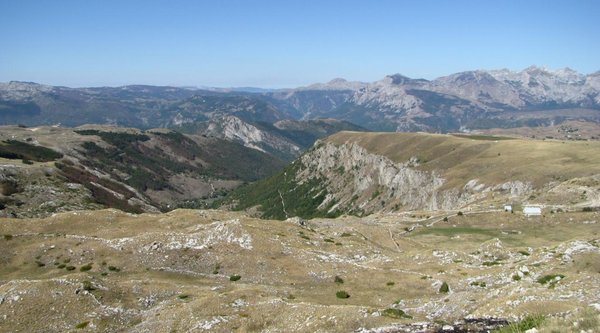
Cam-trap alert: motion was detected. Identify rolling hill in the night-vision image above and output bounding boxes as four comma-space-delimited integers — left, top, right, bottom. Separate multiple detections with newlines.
222, 131, 600, 219
0, 125, 284, 217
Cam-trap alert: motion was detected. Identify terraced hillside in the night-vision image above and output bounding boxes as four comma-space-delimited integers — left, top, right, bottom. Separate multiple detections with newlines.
0, 209, 598, 332
224, 131, 600, 219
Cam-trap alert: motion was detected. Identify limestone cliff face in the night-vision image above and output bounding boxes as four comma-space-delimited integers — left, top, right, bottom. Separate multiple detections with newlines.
225, 131, 600, 219
296, 141, 464, 214
294, 141, 536, 215
204, 116, 301, 159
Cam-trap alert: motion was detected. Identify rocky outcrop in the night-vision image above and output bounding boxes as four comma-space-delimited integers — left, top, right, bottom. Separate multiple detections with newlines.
203, 116, 301, 159
292, 140, 539, 215
293, 141, 500, 215
225, 131, 600, 219
270, 66, 600, 132
298, 141, 456, 213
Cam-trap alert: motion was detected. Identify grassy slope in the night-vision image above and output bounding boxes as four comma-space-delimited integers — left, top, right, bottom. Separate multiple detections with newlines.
327, 131, 600, 189
76, 129, 285, 184
483, 120, 600, 141
0, 126, 286, 215
221, 160, 340, 220
224, 131, 600, 219
69, 129, 286, 211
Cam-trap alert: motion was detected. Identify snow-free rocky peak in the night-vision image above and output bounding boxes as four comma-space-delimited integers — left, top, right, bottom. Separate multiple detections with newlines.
301, 78, 368, 91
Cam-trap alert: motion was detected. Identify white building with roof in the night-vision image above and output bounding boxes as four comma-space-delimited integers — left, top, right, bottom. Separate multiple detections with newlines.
523, 205, 542, 216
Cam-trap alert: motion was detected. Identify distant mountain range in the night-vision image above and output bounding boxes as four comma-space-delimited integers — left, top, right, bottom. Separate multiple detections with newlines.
1, 66, 599, 133
273, 66, 600, 131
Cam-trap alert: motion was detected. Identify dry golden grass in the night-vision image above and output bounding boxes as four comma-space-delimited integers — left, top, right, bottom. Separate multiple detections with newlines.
1, 208, 599, 332
483, 120, 600, 141
327, 131, 600, 189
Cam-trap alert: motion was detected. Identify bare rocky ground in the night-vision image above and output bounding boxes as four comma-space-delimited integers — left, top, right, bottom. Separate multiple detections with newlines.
1, 208, 599, 332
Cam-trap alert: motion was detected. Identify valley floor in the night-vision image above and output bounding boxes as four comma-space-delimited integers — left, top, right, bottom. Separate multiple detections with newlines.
0, 208, 599, 332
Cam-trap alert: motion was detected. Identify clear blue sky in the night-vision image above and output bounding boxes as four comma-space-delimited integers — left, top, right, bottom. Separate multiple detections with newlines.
1, 0, 598, 88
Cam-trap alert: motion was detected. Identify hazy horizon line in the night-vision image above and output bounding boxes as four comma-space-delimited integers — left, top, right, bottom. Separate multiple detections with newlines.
2, 65, 599, 90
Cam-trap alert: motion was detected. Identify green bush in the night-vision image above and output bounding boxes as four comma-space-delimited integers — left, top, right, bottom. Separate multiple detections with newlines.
75, 321, 90, 329
66, 265, 76, 271
439, 282, 450, 293
230, 274, 241, 281
537, 274, 565, 287
108, 266, 120, 272
482, 260, 502, 266
336, 291, 350, 299
537, 274, 564, 284
470, 281, 486, 288
4, 234, 13, 241
493, 314, 545, 333
82, 280, 95, 291
386, 281, 395, 286
0, 140, 63, 162
371, 189, 381, 200
381, 308, 412, 319
80, 264, 93, 272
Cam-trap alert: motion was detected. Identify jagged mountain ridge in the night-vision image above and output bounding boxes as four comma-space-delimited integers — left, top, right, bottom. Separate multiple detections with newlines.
1, 66, 599, 133
271, 66, 600, 132
223, 131, 600, 219
429, 66, 599, 109
0, 81, 366, 158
